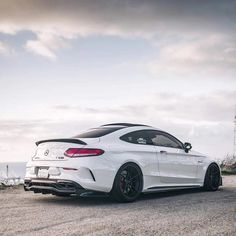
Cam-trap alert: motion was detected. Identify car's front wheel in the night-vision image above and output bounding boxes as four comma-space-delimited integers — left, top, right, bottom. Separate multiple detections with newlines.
203, 163, 221, 191
111, 162, 143, 202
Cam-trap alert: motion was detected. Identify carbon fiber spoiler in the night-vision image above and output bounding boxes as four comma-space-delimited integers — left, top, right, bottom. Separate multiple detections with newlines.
36, 139, 87, 146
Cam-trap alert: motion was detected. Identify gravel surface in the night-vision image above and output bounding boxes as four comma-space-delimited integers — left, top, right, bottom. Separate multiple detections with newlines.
0, 176, 236, 236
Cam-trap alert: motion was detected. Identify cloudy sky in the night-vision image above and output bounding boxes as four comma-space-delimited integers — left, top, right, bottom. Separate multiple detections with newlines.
0, 0, 236, 162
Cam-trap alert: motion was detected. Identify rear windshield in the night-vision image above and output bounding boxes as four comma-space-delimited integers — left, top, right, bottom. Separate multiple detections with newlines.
73, 127, 124, 138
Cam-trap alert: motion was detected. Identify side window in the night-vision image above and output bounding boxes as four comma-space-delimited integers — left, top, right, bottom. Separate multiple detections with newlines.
148, 131, 183, 149
120, 130, 153, 145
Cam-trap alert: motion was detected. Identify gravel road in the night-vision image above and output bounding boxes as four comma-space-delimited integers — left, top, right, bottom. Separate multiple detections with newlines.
0, 176, 236, 236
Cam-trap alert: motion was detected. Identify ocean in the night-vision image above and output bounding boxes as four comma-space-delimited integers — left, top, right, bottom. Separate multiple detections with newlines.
0, 162, 27, 179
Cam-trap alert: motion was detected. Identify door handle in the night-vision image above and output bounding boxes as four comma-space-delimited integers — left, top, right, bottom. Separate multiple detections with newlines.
160, 150, 167, 154
198, 160, 203, 163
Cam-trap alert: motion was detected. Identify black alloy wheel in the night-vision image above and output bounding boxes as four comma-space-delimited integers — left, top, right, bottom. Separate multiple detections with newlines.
204, 164, 221, 191
111, 162, 143, 202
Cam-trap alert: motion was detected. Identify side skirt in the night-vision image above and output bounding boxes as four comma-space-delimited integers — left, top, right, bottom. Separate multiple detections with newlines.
143, 185, 202, 193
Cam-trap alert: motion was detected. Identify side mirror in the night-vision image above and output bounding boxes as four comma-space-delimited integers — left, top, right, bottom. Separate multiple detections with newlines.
184, 142, 192, 153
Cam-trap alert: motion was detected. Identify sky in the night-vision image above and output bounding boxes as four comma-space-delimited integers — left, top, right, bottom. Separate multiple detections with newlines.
0, 0, 236, 162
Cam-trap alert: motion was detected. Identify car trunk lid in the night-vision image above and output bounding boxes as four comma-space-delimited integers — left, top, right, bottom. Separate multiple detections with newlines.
33, 139, 87, 161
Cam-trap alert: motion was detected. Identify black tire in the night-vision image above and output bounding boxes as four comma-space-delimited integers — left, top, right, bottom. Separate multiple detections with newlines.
203, 163, 221, 191
55, 193, 71, 197
111, 162, 143, 203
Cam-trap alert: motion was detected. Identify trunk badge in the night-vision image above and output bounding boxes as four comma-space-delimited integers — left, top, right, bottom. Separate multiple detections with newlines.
44, 149, 49, 156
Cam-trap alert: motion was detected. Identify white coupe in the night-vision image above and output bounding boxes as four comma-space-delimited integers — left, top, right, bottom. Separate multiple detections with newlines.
24, 123, 222, 202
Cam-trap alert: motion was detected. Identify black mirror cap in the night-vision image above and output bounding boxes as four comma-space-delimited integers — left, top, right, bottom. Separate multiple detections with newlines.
184, 142, 192, 153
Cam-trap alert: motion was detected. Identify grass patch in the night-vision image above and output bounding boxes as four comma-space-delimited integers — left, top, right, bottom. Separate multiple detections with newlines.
221, 170, 236, 175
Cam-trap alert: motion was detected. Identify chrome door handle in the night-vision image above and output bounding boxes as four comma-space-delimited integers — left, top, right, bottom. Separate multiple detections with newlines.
198, 160, 203, 163
160, 150, 167, 154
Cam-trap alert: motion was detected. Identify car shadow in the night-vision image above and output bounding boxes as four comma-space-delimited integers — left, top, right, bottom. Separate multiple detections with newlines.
139, 188, 202, 200
31, 187, 211, 207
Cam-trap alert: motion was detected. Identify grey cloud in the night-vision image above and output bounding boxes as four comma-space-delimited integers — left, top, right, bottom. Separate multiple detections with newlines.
53, 104, 149, 116
0, 0, 235, 36
0, 120, 54, 139
0, 119, 93, 140
149, 35, 236, 78
153, 90, 236, 123
0, 0, 236, 60
53, 90, 236, 123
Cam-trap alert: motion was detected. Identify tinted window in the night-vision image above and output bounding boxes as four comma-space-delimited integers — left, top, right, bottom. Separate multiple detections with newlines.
74, 127, 123, 138
120, 129, 183, 148
120, 130, 153, 145
148, 131, 183, 149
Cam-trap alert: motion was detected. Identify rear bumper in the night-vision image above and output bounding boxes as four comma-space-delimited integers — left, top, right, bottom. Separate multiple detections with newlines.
25, 158, 117, 193
24, 178, 86, 195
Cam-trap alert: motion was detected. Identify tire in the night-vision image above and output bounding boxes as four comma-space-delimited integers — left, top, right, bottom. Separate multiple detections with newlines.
55, 193, 71, 197
111, 162, 143, 203
203, 163, 221, 191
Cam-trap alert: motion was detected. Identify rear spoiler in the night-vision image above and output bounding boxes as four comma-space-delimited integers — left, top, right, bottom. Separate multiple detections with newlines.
36, 139, 87, 146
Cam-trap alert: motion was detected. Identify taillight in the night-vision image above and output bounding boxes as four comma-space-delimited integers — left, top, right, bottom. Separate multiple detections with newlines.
64, 148, 104, 158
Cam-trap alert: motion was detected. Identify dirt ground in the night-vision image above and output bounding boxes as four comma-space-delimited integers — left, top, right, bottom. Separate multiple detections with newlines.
0, 176, 236, 236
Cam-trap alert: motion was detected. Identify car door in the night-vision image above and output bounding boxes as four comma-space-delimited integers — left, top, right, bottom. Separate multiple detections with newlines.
119, 130, 159, 188
148, 130, 199, 185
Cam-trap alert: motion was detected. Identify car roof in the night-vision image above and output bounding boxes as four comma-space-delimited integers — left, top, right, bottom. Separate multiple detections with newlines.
100, 123, 163, 135
98, 123, 165, 141
101, 123, 151, 127
75, 123, 166, 140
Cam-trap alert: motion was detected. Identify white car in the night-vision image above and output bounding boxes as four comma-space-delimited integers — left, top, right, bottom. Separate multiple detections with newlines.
24, 123, 222, 202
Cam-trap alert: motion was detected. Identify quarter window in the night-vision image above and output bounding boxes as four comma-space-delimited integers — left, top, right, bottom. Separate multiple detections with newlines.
120, 130, 153, 145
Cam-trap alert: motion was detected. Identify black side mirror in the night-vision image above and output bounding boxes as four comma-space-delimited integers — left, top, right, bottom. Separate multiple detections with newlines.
184, 142, 192, 153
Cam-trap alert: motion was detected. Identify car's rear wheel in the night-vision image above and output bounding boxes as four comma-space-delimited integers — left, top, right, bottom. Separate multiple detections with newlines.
203, 163, 221, 191
111, 162, 143, 202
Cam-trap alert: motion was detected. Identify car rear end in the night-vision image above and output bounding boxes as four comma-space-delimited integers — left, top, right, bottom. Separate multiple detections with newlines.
24, 137, 114, 196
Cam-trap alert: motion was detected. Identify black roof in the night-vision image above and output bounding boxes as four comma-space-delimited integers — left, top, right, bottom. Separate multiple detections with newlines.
101, 123, 150, 127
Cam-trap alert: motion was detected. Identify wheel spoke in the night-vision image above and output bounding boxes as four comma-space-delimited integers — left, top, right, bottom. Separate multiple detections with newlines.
130, 184, 138, 193
129, 174, 140, 181
119, 166, 141, 198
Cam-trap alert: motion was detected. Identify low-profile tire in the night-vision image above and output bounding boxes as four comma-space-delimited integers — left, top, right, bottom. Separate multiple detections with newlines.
111, 162, 143, 203
203, 163, 221, 191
